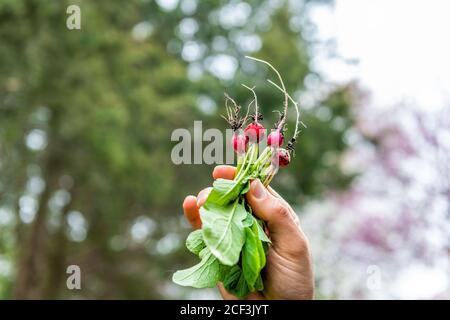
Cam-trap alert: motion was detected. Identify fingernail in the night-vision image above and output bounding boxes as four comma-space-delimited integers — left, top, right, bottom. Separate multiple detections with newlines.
197, 195, 206, 207
251, 180, 266, 199
197, 188, 212, 207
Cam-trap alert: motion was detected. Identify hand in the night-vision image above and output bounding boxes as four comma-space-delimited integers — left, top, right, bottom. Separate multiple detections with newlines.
182, 165, 314, 300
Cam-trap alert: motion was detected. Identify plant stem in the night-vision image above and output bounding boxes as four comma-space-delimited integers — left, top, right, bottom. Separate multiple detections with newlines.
245, 56, 289, 129
261, 165, 278, 186
242, 84, 259, 123
255, 147, 272, 174
235, 143, 258, 182
236, 153, 245, 174
235, 145, 251, 179
267, 79, 306, 141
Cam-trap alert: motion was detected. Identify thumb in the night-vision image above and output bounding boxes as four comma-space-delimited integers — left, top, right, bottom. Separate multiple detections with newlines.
245, 179, 303, 245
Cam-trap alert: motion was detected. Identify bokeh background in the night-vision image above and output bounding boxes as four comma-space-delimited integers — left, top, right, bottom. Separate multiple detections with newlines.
0, 0, 448, 299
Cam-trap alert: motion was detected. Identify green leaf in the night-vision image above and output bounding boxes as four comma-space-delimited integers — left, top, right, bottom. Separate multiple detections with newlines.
185, 229, 205, 256
240, 180, 250, 195
172, 248, 220, 288
242, 221, 267, 291
206, 178, 244, 206
234, 271, 250, 299
199, 247, 209, 259
242, 226, 261, 290
222, 265, 241, 289
242, 212, 253, 228
255, 217, 271, 243
222, 265, 250, 299
262, 241, 269, 254
200, 199, 247, 265
219, 263, 232, 282
253, 222, 266, 271
255, 274, 264, 291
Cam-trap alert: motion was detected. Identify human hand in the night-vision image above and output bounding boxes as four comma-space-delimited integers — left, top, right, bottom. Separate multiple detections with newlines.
182, 165, 314, 300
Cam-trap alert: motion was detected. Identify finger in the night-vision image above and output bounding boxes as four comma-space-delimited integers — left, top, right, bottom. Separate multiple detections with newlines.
267, 186, 301, 227
246, 179, 304, 245
213, 165, 236, 180
183, 195, 201, 229
197, 187, 212, 208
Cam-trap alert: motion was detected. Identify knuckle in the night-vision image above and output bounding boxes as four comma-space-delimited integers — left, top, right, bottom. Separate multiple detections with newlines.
272, 198, 291, 220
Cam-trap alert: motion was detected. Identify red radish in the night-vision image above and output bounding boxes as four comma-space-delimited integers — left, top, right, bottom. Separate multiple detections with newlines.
272, 148, 290, 167
244, 122, 265, 143
232, 133, 248, 154
267, 129, 284, 147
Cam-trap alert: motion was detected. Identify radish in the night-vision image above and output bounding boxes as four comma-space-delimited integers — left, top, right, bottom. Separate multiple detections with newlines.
244, 122, 265, 143
232, 133, 248, 154
267, 129, 284, 147
273, 148, 291, 167
246, 56, 306, 156
241, 84, 265, 144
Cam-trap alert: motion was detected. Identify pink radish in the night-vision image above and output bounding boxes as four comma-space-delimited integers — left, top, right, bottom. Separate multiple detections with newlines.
232, 133, 248, 154
244, 122, 265, 143
273, 148, 290, 167
267, 129, 284, 147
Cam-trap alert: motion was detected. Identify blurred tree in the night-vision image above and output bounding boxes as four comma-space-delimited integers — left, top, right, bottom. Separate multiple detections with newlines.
0, 0, 355, 298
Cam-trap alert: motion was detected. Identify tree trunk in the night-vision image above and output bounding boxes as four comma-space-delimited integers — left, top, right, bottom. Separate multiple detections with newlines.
13, 185, 51, 299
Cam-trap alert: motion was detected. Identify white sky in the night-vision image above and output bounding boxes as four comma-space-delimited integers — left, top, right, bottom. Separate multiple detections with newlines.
311, 0, 450, 298
310, 0, 450, 111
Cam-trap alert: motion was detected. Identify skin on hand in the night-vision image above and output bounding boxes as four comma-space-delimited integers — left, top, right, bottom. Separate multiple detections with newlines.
182, 165, 315, 300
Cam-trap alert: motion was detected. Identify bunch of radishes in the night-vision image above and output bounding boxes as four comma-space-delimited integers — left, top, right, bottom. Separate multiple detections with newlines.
229, 56, 302, 186
173, 56, 302, 298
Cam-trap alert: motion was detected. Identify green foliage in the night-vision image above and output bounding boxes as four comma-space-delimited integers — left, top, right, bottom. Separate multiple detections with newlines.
172, 247, 221, 288
200, 199, 247, 266
222, 265, 250, 299
206, 179, 245, 207
255, 217, 271, 243
175, 143, 272, 297
242, 222, 266, 290
185, 230, 206, 256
